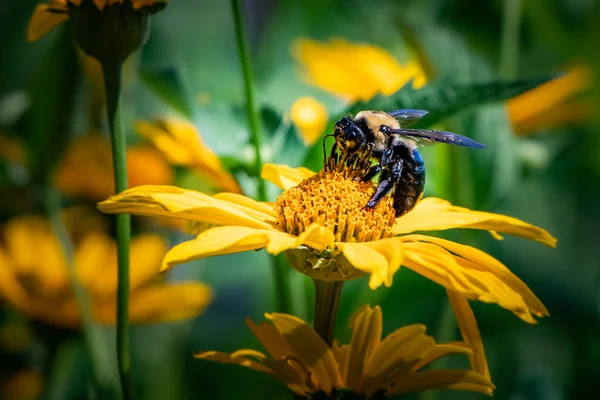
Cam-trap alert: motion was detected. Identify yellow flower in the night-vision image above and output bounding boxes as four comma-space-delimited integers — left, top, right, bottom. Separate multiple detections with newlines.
135, 118, 242, 194
0, 216, 211, 328
196, 305, 494, 398
55, 132, 173, 200
290, 96, 329, 146
292, 38, 427, 102
507, 66, 592, 135
98, 162, 555, 323
27, 0, 169, 42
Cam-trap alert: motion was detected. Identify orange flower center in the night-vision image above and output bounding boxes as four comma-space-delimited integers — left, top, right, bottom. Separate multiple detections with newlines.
274, 167, 396, 243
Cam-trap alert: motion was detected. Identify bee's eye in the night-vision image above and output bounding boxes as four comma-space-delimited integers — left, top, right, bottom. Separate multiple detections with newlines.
380, 125, 389, 133
347, 130, 357, 140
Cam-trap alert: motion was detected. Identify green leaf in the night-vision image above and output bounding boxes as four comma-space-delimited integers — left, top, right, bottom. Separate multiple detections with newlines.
138, 66, 195, 119
301, 75, 552, 173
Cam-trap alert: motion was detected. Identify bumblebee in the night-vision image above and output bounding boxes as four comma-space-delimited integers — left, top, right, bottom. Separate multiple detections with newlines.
326, 109, 486, 217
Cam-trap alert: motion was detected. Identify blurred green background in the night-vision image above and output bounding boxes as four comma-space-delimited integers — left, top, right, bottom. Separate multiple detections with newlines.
1, 0, 599, 399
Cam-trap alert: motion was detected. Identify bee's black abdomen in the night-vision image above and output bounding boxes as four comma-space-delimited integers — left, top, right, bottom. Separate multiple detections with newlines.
392, 148, 425, 217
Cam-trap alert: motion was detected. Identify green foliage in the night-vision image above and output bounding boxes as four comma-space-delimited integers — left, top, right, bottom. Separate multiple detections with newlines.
24, 27, 80, 185
138, 66, 195, 119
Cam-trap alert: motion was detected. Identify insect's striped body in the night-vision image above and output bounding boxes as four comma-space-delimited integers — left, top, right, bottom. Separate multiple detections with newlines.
329, 109, 485, 217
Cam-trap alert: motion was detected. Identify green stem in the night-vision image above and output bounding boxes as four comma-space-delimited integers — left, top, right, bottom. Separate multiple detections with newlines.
44, 188, 118, 399
312, 280, 344, 346
273, 254, 294, 314
230, 0, 292, 314
101, 60, 132, 400
500, 0, 523, 79
230, 0, 267, 200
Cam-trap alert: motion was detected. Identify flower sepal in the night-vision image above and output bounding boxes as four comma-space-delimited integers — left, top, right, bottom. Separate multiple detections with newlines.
285, 246, 366, 283
70, 0, 150, 64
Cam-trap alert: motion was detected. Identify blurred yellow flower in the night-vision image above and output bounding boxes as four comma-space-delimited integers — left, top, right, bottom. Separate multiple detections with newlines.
507, 66, 592, 135
135, 118, 241, 194
27, 0, 169, 42
0, 216, 211, 328
98, 163, 555, 324
55, 132, 173, 200
292, 38, 427, 102
0, 134, 27, 166
196, 305, 494, 398
290, 96, 329, 145
1, 369, 43, 400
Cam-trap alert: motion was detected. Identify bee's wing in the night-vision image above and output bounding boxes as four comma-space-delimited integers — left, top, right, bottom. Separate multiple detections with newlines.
388, 109, 428, 127
390, 128, 487, 148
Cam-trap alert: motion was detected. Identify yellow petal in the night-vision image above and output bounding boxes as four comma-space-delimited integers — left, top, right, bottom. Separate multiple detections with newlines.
410, 342, 473, 373
55, 133, 114, 200
292, 38, 426, 102
402, 241, 480, 293
292, 38, 374, 102
27, 4, 69, 42
386, 370, 494, 396
394, 198, 557, 248
4, 217, 69, 297
246, 318, 292, 361
338, 237, 404, 289
447, 290, 490, 381
194, 350, 274, 375
162, 223, 334, 272
75, 233, 166, 300
246, 318, 312, 396
0, 249, 32, 311
136, 119, 241, 193
261, 163, 315, 191
161, 226, 274, 271
266, 313, 342, 394
402, 241, 543, 322
74, 233, 116, 298
127, 282, 211, 323
407, 234, 548, 320
290, 96, 329, 145
363, 324, 430, 396
128, 234, 167, 291
213, 192, 276, 219
127, 146, 173, 188
340, 305, 382, 392
98, 185, 274, 229
508, 66, 590, 134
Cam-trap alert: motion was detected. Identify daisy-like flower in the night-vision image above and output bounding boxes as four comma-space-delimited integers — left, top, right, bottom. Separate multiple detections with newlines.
196, 304, 495, 398
0, 216, 211, 328
27, 0, 168, 42
292, 38, 427, 103
28, 0, 168, 63
98, 161, 555, 322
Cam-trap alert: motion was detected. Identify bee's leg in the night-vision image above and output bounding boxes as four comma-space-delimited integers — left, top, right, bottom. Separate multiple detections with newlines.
359, 164, 381, 182
365, 151, 403, 209
326, 142, 339, 170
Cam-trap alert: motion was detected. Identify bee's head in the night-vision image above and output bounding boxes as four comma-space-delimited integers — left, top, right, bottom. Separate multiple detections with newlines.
334, 117, 364, 151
